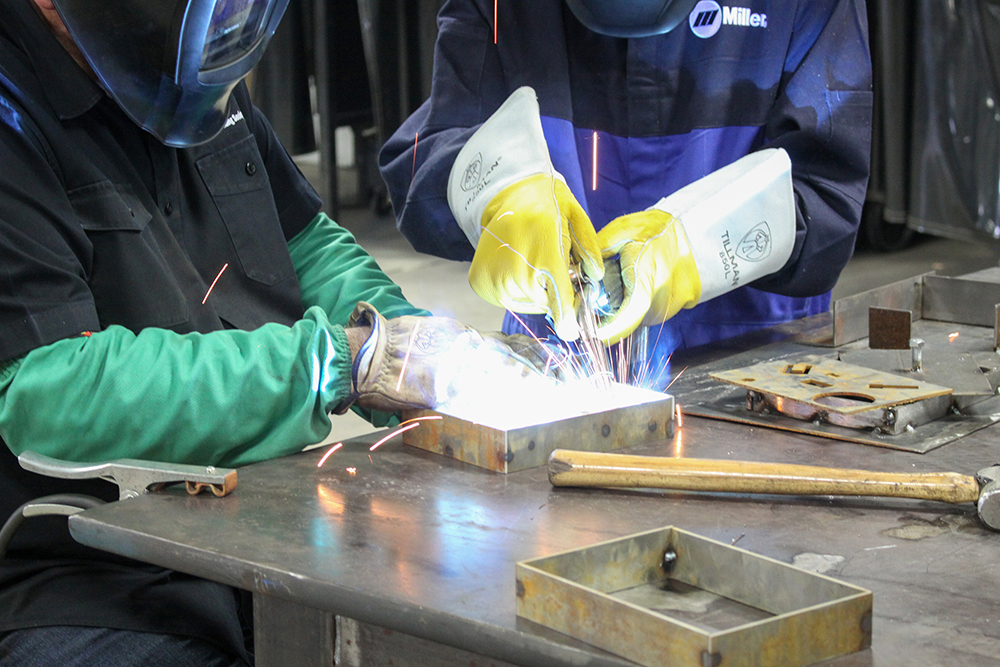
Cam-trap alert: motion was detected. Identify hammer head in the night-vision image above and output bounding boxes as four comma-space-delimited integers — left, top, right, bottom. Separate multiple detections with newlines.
976, 465, 1000, 531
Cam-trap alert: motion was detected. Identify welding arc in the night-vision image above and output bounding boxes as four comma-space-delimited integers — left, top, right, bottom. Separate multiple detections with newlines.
547, 450, 981, 504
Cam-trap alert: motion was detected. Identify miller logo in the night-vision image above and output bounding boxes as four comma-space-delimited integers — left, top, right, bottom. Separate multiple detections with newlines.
460, 153, 483, 191
737, 222, 772, 262
689, 1, 768, 39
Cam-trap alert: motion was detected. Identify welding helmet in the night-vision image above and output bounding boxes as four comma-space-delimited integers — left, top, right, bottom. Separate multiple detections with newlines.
51, 0, 288, 147
564, 0, 699, 37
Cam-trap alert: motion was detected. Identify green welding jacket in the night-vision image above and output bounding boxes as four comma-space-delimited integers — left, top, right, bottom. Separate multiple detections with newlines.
0, 212, 426, 468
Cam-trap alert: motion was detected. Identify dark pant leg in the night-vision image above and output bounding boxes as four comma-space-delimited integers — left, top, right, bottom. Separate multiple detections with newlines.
0, 626, 251, 667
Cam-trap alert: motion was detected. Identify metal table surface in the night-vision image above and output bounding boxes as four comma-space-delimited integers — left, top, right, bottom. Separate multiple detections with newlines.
68, 321, 1000, 667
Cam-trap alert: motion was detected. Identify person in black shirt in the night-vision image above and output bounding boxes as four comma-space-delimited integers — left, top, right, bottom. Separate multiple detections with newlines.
0, 0, 553, 664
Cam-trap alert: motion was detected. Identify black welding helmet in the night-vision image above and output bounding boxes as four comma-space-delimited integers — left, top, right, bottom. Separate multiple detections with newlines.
564, 0, 699, 37
51, 0, 288, 146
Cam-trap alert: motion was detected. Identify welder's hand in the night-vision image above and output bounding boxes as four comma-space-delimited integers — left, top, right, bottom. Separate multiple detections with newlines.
447, 87, 603, 341
595, 209, 701, 345
469, 174, 603, 341
343, 302, 559, 413
595, 150, 800, 345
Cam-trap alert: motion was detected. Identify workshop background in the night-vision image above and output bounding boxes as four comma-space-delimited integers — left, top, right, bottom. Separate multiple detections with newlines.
249, 0, 1000, 440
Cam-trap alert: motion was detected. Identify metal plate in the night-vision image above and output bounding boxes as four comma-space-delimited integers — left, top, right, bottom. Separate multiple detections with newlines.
402, 387, 675, 473
673, 320, 1000, 453
516, 526, 872, 667
868, 307, 912, 349
831, 274, 927, 346
838, 349, 995, 398
923, 275, 1000, 326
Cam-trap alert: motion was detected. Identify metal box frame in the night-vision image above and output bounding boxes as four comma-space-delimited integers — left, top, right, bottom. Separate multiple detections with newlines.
402, 392, 675, 474
516, 527, 872, 667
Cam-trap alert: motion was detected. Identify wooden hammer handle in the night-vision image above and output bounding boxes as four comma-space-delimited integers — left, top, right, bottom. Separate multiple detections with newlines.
548, 450, 981, 504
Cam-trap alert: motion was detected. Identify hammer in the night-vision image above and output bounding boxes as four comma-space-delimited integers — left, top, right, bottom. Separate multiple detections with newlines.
547, 449, 1000, 530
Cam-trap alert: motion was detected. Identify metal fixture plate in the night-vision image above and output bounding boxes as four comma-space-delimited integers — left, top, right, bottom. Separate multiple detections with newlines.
710, 356, 953, 435
711, 357, 952, 415
673, 319, 1000, 453
516, 526, 872, 667
402, 388, 675, 473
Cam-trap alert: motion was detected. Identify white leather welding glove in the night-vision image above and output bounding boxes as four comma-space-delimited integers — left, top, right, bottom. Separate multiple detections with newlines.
596, 149, 796, 344
342, 302, 560, 413
447, 86, 603, 341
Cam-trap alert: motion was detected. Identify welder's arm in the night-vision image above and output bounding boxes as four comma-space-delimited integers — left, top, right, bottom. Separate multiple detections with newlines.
597, 150, 796, 344
0, 308, 356, 468
288, 212, 429, 322
444, 87, 602, 341
749, 0, 872, 296
287, 211, 430, 427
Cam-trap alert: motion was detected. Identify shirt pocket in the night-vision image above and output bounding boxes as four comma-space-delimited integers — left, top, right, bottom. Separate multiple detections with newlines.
196, 135, 296, 286
70, 182, 190, 330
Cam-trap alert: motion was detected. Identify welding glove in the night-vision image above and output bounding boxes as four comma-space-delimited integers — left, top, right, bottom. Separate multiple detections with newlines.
342, 302, 559, 413
596, 149, 797, 344
447, 86, 603, 341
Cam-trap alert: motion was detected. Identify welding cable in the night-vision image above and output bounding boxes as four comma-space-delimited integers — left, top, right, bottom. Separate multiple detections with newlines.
0, 494, 106, 561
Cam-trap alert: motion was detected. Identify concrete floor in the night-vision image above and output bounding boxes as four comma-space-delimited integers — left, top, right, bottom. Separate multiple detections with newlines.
301, 159, 1000, 441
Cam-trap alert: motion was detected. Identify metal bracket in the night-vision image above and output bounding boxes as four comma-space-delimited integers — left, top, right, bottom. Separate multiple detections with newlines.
18, 451, 237, 500
831, 269, 1000, 347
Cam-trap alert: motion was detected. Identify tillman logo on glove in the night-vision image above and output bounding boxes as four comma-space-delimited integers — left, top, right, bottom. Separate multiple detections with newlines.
736, 221, 772, 262
461, 153, 483, 191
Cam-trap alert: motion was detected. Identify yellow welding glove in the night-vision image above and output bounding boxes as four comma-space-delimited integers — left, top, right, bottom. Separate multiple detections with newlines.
596, 210, 701, 345
469, 174, 602, 341
596, 149, 799, 345
448, 86, 602, 341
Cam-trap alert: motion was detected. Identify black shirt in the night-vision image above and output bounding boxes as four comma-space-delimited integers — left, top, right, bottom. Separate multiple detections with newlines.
0, 0, 322, 657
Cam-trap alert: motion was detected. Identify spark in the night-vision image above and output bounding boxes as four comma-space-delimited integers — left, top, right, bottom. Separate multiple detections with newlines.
591, 131, 598, 190
731, 533, 745, 546
949, 332, 960, 341
202, 263, 229, 304
664, 365, 689, 391
316, 442, 343, 467
368, 455, 373, 464
396, 321, 421, 392
399, 415, 443, 426
411, 131, 419, 180
369, 421, 421, 451
346, 467, 357, 475
497, 211, 514, 221
675, 403, 683, 428
494, 0, 498, 43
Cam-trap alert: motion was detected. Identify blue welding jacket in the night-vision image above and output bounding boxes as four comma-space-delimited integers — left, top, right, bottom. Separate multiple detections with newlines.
379, 0, 872, 376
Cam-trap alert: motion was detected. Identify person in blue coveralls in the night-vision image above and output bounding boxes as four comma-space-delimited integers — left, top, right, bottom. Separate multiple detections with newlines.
379, 0, 873, 385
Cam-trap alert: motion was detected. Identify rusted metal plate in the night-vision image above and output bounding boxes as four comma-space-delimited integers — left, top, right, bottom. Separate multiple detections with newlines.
831, 274, 927, 346
709, 356, 954, 435
516, 526, 872, 667
402, 386, 675, 473
868, 307, 911, 349
710, 357, 951, 414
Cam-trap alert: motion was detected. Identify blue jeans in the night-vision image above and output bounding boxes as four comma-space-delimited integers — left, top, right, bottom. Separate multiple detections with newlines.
0, 626, 251, 667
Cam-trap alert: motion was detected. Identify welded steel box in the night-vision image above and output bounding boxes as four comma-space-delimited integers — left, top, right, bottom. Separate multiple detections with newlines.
516, 527, 872, 667
402, 385, 674, 473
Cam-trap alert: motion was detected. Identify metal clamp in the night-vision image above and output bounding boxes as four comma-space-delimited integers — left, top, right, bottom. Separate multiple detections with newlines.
18, 451, 237, 500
